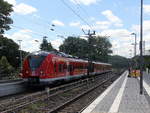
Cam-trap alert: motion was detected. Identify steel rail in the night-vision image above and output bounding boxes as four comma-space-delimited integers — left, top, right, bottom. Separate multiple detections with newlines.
0, 72, 110, 113
48, 74, 118, 113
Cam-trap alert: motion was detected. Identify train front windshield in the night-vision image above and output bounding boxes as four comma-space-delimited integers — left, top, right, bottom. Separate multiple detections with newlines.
28, 55, 46, 70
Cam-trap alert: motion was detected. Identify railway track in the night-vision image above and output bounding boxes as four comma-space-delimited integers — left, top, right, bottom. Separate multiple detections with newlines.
0, 71, 119, 113
0, 71, 121, 113
46, 73, 118, 113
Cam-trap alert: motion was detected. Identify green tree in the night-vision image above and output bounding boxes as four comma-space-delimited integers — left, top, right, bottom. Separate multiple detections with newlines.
0, 35, 28, 68
0, 0, 13, 34
40, 36, 54, 51
90, 36, 112, 62
108, 55, 129, 69
59, 36, 112, 62
59, 36, 89, 59
0, 56, 14, 79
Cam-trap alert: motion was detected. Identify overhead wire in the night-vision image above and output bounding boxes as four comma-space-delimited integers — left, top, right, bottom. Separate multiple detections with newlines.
13, 16, 52, 34
73, 0, 91, 20
10, 25, 47, 37
10, 0, 93, 39
60, 0, 94, 31
73, 0, 97, 35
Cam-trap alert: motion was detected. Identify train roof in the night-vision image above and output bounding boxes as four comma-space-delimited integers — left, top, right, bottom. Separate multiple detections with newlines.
29, 51, 79, 58
29, 51, 111, 66
93, 61, 112, 66
28, 51, 50, 56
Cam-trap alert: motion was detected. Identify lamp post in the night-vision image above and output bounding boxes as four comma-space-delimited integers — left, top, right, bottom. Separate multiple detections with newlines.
18, 40, 22, 70
131, 33, 137, 57
140, 0, 143, 95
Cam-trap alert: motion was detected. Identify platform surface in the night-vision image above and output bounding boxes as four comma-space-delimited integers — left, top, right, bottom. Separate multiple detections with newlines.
82, 71, 150, 113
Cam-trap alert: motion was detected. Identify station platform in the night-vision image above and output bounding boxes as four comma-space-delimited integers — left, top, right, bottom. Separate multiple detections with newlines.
82, 71, 150, 113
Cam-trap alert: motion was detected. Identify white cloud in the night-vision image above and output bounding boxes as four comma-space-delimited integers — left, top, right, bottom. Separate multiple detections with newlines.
4, 29, 64, 52
102, 10, 123, 27
20, 29, 33, 33
80, 25, 91, 30
52, 20, 65, 26
102, 10, 122, 23
144, 4, 150, 15
69, 21, 80, 27
89, 17, 96, 21
132, 20, 150, 34
51, 39, 63, 50
4, 0, 16, 5
131, 24, 139, 32
114, 23, 123, 27
131, 20, 150, 51
4, 29, 40, 52
111, 40, 120, 55
4, 0, 37, 15
111, 40, 133, 57
14, 3, 37, 15
80, 21, 111, 30
99, 28, 134, 57
104, 19, 150, 57
70, 0, 99, 5
95, 21, 111, 29
101, 29, 131, 40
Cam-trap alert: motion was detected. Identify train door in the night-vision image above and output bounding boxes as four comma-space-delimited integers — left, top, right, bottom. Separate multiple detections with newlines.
69, 64, 73, 75
54, 61, 57, 76
89, 62, 94, 73
91, 63, 94, 72
66, 61, 69, 76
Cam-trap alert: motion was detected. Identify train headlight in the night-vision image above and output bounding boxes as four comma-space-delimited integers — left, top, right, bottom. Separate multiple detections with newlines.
26, 71, 29, 74
40, 71, 43, 74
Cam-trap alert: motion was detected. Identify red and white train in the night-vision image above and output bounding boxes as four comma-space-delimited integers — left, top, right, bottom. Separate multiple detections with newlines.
21, 51, 112, 85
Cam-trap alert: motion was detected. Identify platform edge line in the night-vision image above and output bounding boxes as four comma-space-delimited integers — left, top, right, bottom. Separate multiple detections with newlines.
81, 71, 127, 113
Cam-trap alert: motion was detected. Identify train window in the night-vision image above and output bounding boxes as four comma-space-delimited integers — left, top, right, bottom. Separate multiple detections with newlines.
72, 65, 74, 71
67, 65, 69, 72
61, 64, 64, 72
63, 64, 66, 70
68, 65, 73, 72
28, 55, 46, 70
54, 63, 56, 72
59, 64, 61, 72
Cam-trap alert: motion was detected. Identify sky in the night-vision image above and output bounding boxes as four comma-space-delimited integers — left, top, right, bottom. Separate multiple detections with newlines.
3, 0, 150, 58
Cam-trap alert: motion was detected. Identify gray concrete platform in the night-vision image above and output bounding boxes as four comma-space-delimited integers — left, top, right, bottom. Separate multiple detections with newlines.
82, 71, 150, 113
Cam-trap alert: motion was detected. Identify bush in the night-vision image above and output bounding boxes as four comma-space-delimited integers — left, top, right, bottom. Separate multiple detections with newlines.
0, 56, 15, 79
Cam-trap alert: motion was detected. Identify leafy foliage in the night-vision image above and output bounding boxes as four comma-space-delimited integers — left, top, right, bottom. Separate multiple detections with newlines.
40, 36, 54, 51
134, 55, 150, 70
89, 36, 112, 62
0, 56, 14, 78
0, 35, 28, 68
108, 55, 129, 69
0, 0, 13, 34
143, 56, 150, 69
59, 36, 112, 62
59, 36, 88, 58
